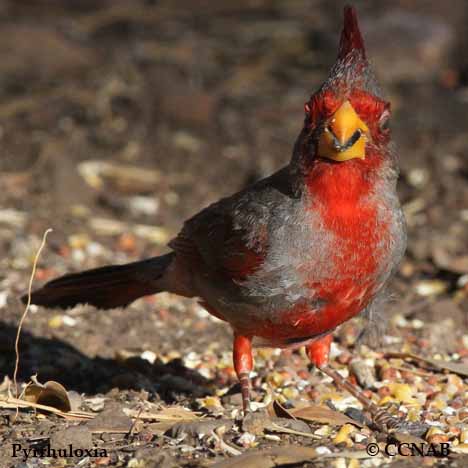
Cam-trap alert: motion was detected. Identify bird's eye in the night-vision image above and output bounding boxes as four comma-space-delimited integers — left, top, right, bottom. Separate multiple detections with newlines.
379, 110, 390, 132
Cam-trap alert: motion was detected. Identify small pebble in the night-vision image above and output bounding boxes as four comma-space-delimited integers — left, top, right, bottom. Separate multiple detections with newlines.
427, 433, 449, 444
236, 432, 256, 448
425, 426, 444, 441
415, 279, 448, 297
388, 383, 416, 404
333, 424, 354, 447
48, 315, 63, 329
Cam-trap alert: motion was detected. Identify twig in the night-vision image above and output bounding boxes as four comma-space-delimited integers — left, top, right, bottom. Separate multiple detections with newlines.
13, 229, 52, 420
389, 365, 434, 378
212, 427, 242, 456
0, 395, 93, 420
126, 407, 143, 441
123, 407, 200, 421
266, 422, 321, 439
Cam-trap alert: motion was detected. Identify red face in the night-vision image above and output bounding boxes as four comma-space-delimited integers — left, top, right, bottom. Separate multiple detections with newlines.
305, 89, 391, 151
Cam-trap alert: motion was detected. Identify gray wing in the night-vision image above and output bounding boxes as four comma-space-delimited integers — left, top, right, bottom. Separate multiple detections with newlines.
168, 166, 296, 281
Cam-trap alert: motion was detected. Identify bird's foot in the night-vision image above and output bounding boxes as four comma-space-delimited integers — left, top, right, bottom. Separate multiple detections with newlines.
370, 406, 428, 438
318, 365, 428, 437
306, 337, 427, 437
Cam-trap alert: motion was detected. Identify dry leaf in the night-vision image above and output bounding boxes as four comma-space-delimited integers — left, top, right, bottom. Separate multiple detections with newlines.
424, 358, 468, 377
211, 446, 318, 468
267, 400, 296, 420
24, 380, 71, 412
386, 352, 468, 377
123, 405, 200, 421
264, 421, 319, 439
290, 405, 364, 428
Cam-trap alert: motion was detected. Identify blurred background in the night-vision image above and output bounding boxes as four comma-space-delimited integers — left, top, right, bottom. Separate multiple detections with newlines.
0, 0, 467, 399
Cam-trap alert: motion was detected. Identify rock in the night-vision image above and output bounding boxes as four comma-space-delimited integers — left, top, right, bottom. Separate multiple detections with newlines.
86, 403, 133, 432
49, 425, 93, 453
166, 419, 233, 440
349, 360, 377, 389
242, 411, 270, 435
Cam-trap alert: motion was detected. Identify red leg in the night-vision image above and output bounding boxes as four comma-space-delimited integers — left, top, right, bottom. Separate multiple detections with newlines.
307, 334, 370, 404
306, 334, 333, 367
233, 334, 253, 414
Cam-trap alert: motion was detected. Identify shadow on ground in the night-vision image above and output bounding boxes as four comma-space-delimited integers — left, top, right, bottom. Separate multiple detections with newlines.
0, 322, 211, 400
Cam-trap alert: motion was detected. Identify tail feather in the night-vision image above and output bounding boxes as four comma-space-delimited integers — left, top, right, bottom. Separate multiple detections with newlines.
23, 253, 174, 310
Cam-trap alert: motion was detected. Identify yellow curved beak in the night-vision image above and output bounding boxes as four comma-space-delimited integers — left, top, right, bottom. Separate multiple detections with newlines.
317, 100, 369, 161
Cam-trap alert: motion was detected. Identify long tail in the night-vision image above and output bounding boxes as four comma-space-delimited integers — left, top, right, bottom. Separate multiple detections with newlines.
23, 253, 174, 310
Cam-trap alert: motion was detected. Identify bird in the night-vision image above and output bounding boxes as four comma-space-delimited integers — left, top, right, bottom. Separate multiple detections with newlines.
24, 6, 406, 414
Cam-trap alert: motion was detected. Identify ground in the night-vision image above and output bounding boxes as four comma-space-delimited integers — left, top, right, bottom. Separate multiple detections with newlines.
0, 1, 468, 467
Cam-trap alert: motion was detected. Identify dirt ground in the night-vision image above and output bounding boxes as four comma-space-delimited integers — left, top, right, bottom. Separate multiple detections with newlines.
0, 1, 468, 467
